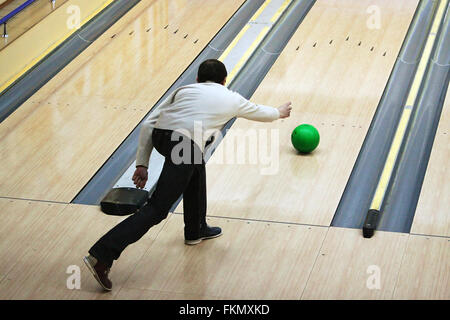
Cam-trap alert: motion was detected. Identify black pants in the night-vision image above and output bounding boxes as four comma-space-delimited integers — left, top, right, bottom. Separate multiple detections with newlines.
89, 128, 206, 267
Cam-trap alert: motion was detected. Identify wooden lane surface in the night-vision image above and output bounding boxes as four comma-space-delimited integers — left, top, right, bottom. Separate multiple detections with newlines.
121, 214, 328, 300
0, 198, 446, 299
88, 214, 448, 300
302, 227, 409, 299
0, 0, 245, 202
46, 0, 244, 103
177, 0, 419, 226
0, 198, 167, 299
392, 234, 449, 299
302, 227, 448, 299
411, 89, 450, 237
0, 0, 69, 50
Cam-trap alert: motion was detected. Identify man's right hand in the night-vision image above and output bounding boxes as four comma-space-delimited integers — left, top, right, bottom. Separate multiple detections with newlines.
278, 102, 292, 119
132, 166, 148, 189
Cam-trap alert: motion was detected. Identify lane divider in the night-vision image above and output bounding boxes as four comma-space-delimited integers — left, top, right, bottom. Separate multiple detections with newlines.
249, 0, 273, 22
225, 26, 271, 83
219, 0, 293, 85
270, 0, 291, 23
363, 0, 448, 238
218, 24, 250, 62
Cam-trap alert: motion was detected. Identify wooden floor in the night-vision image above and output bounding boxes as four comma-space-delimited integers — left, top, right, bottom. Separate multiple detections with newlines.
176, 0, 419, 226
0, 198, 166, 300
411, 88, 450, 238
0, 0, 245, 202
0, 0, 448, 300
0, 0, 68, 50
0, 198, 447, 300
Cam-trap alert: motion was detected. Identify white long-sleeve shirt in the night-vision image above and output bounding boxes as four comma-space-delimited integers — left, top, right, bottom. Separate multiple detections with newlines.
136, 81, 280, 167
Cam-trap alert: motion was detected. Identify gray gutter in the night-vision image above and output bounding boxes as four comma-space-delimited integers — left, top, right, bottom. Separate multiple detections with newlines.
379, 8, 449, 233
331, 0, 438, 229
0, 0, 141, 122
72, 0, 266, 204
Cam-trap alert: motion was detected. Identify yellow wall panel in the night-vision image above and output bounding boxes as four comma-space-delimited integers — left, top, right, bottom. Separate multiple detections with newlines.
0, 0, 114, 92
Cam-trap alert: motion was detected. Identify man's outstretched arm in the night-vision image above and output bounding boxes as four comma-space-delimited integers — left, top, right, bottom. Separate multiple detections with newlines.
235, 93, 291, 121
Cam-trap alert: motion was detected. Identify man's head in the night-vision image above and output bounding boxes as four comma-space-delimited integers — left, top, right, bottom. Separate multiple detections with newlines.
197, 59, 227, 85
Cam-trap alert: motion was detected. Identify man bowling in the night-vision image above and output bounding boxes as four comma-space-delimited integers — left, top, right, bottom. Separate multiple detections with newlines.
84, 59, 292, 291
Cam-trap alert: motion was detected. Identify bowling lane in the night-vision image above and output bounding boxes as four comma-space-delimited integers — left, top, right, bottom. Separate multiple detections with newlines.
0, 0, 245, 202
411, 88, 450, 237
177, 0, 419, 226
48, 0, 246, 104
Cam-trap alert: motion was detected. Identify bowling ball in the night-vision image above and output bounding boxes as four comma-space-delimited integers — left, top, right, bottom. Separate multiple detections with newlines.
291, 124, 320, 153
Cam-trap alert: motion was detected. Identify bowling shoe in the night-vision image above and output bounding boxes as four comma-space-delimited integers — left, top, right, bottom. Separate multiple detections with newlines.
185, 225, 222, 245
83, 255, 112, 291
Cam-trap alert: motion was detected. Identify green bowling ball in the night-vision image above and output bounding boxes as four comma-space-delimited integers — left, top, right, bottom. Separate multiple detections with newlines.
291, 124, 320, 153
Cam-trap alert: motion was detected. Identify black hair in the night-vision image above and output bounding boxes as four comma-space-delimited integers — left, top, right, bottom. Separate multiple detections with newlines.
197, 59, 227, 84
